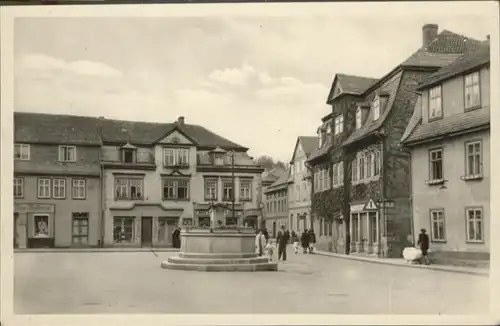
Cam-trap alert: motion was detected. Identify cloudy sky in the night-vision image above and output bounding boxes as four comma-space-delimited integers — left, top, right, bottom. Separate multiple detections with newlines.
13, 4, 493, 162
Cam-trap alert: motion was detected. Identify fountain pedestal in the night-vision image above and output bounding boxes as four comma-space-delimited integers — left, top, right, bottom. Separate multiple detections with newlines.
161, 204, 278, 272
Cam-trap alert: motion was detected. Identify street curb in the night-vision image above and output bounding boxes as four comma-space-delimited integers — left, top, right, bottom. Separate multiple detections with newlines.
14, 248, 181, 253
315, 251, 489, 277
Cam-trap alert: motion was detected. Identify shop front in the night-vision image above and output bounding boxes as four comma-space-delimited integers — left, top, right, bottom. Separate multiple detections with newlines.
108, 203, 184, 248
15, 203, 55, 249
349, 198, 379, 255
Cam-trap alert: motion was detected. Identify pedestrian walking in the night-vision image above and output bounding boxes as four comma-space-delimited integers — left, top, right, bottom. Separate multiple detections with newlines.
292, 231, 300, 254
417, 228, 430, 265
265, 241, 275, 261
308, 229, 316, 254
172, 227, 181, 248
276, 225, 290, 260
263, 228, 269, 243
255, 229, 266, 256
301, 230, 309, 254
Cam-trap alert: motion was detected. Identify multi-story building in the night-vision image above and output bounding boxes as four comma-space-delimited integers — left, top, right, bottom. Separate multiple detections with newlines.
14, 113, 102, 248
99, 116, 264, 247
263, 173, 289, 238
310, 24, 485, 258
14, 113, 264, 248
401, 43, 490, 266
308, 74, 377, 254
288, 136, 318, 235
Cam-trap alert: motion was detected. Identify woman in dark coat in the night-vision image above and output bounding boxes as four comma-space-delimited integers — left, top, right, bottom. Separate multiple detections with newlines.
300, 231, 309, 254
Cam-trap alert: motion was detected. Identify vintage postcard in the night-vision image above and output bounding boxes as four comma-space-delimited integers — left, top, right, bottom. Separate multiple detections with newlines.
1, 1, 499, 326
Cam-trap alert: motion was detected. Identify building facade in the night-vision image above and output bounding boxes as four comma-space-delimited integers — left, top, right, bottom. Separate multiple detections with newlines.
14, 113, 264, 248
308, 74, 377, 254
402, 43, 490, 264
288, 136, 318, 236
259, 167, 287, 229
14, 113, 102, 248
263, 173, 289, 238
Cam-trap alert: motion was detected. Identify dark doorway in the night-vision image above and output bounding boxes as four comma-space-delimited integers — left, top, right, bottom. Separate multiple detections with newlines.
272, 221, 277, 238
141, 217, 153, 247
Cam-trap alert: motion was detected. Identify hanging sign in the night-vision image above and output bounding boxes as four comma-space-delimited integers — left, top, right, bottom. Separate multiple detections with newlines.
363, 198, 379, 211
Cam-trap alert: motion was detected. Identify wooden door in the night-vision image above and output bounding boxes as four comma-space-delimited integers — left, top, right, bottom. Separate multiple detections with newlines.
141, 217, 153, 247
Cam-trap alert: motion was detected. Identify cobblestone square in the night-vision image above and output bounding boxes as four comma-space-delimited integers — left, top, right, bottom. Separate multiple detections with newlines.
14, 250, 489, 314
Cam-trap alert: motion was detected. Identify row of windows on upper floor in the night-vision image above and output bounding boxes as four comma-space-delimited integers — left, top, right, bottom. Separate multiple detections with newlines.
13, 176, 254, 202
265, 197, 288, 214
318, 94, 386, 147
318, 69, 485, 148
427, 70, 483, 121
427, 139, 484, 185
313, 149, 381, 193
14, 144, 236, 167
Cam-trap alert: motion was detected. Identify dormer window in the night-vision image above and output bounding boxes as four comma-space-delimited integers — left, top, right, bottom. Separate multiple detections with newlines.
121, 143, 137, 164
215, 154, 224, 165
318, 128, 323, 147
123, 149, 135, 163
429, 85, 442, 120
372, 96, 380, 121
334, 114, 344, 135
326, 123, 332, 134
355, 107, 362, 129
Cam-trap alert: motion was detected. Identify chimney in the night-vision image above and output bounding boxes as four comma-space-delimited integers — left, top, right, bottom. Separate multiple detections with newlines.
177, 116, 185, 126
422, 23, 439, 47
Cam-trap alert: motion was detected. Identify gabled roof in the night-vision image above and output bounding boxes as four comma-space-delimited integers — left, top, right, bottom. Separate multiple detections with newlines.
326, 73, 378, 104
289, 136, 319, 163
14, 112, 101, 145
341, 29, 482, 147
265, 171, 290, 192
261, 167, 287, 183
417, 42, 490, 90
100, 118, 247, 149
14, 112, 248, 150
402, 107, 490, 146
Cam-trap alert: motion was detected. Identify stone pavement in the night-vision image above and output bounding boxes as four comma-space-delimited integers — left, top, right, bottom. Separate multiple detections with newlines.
14, 250, 489, 314
314, 250, 489, 276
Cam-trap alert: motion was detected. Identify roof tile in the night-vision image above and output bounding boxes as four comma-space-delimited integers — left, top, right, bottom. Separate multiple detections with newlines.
336, 74, 378, 95
403, 107, 490, 145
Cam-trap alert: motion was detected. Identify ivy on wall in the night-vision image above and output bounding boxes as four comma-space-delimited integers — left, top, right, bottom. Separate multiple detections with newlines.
351, 181, 381, 202
312, 187, 344, 221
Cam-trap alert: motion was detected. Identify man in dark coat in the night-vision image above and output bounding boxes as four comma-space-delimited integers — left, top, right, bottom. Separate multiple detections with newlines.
263, 228, 269, 243
417, 228, 430, 265
308, 229, 317, 254
301, 230, 309, 254
276, 225, 290, 261
172, 227, 181, 248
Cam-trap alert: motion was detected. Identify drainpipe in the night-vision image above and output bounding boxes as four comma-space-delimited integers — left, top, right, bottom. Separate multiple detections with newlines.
374, 131, 387, 257
400, 144, 415, 246
100, 162, 105, 247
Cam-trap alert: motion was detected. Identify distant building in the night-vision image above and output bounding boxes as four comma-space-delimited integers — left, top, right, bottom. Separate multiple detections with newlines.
259, 167, 288, 230
288, 136, 318, 235
263, 172, 290, 238
401, 43, 490, 265
14, 113, 264, 248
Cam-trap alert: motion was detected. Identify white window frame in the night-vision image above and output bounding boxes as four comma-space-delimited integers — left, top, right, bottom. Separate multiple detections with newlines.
72, 179, 86, 199
239, 179, 252, 201
355, 107, 362, 129
465, 140, 482, 177
428, 85, 442, 120
113, 216, 135, 243
358, 154, 366, 180
52, 178, 66, 199
163, 148, 189, 166
352, 158, 358, 182
464, 71, 480, 109
204, 178, 218, 201
366, 152, 373, 178
222, 179, 234, 201
429, 148, 444, 181
430, 209, 446, 242
334, 114, 344, 135
14, 177, 24, 198
163, 178, 190, 200
466, 208, 484, 243
58, 145, 76, 162
14, 144, 30, 160
37, 178, 51, 198
372, 96, 380, 121
374, 150, 381, 176
114, 178, 144, 200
